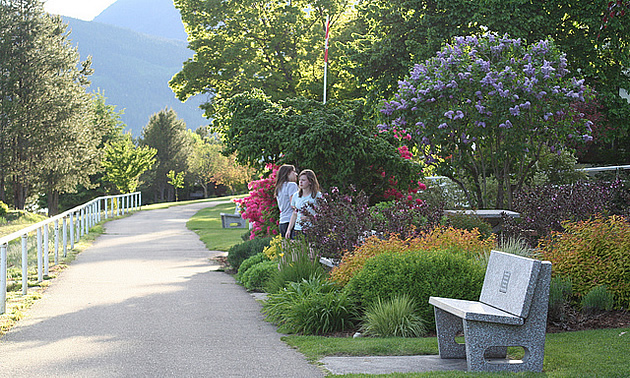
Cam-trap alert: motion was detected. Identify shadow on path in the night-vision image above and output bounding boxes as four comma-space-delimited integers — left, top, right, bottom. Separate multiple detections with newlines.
0, 202, 323, 377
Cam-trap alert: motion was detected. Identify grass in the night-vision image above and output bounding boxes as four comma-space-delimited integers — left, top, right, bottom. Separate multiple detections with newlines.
0, 211, 48, 238
283, 328, 630, 376
185, 197, 249, 251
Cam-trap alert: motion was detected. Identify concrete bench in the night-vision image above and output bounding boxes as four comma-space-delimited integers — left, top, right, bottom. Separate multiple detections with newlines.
429, 250, 552, 372
220, 212, 248, 229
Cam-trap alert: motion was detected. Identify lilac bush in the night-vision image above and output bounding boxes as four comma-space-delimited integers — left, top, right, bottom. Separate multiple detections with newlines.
379, 32, 595, 209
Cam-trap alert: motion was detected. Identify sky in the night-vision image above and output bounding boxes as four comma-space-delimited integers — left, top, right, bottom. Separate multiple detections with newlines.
43, 0, 117, 21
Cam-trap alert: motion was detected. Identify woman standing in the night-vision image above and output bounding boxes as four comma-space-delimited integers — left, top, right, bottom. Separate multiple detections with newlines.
286, 169, 322, 239
274, 165, 298, 238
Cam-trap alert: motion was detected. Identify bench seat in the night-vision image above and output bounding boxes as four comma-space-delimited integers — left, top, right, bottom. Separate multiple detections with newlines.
428, 297, 524, 326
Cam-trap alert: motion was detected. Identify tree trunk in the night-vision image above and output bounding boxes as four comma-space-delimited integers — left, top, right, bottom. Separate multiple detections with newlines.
47, 190, 60, 216
13, 179, 27, 210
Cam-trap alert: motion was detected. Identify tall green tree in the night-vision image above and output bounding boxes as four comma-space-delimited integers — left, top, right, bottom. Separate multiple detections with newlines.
139, 108, 193, 202
170, 0, 354, 116
102, 134, 157, 194
0, 0, 97, 211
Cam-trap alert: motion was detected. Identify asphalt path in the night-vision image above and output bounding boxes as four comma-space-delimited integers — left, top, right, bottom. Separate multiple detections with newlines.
0, 202, 324, 377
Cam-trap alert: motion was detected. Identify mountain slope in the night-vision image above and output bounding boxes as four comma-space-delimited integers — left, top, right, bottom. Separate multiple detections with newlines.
64, 17, 206, 136
93, 0, 187, 41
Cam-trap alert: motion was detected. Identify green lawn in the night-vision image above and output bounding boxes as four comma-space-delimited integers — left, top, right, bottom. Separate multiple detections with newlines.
283, 327, 630, 377
184, 196, 249, 251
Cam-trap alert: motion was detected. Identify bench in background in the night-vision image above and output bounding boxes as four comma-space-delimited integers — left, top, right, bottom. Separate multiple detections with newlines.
429, 250, 552, 373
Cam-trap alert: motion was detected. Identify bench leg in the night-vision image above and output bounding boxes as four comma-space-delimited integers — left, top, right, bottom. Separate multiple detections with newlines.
434, 307, 466, 359
463, 320, 543, 373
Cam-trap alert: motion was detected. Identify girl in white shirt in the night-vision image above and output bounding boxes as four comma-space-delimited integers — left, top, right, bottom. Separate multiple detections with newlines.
274, 165, 298, 238
286, 169, 322, 239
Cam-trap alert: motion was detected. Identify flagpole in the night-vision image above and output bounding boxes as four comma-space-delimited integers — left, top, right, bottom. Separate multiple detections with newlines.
323, 15, 330, 104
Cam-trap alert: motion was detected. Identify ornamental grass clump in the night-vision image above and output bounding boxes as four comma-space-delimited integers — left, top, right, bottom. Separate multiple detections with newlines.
262, 276, 357, 335
581, 285, 615, 315
265, 237, 325, 294
539, 216, 630, 309
227, 236, 273, 270
360, 294, 427, 338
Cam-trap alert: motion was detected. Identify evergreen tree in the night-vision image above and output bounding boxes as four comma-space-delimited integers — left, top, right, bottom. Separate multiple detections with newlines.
0, 0, 97, 212
139, 108, 192, 202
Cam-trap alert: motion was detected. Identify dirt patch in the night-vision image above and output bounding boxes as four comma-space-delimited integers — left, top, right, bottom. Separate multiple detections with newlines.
547, 309, 630, 333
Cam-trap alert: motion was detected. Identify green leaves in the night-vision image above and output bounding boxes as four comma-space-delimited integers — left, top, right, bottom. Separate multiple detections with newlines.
102, 134, 156, 194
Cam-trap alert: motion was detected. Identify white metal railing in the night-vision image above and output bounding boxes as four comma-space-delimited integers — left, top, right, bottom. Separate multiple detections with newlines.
0, 192, 141, 314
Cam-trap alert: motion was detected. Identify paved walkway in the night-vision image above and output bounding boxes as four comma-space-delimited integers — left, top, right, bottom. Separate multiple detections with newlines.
0, 202, 324, 377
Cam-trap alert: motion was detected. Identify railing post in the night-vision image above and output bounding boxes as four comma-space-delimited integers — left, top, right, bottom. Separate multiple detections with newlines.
37, 227, 43, 283
54, 219, 60, 265
104, 197, 109, 219
44, 224, 49, 277
98, 199, 102, 222
63, 216, 68, 257
22, 234, 28, 295
80, 207, 85, 237
70, 212, 75, 249
1, 243, 7, 314
116, 196, 120, 217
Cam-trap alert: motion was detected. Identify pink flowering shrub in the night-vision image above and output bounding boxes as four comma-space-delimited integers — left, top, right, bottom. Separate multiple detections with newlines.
235, 164, 280, 239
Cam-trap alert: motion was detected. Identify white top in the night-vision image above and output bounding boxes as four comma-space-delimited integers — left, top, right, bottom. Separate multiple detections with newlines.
290, 191, 322, 230
277, 182, 298, 224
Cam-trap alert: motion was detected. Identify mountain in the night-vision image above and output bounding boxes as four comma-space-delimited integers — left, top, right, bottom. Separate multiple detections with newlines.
93, 0, 187, 41
63, 16, 207, 136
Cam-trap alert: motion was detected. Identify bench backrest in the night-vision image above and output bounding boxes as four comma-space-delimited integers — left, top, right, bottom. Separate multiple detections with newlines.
479, 250, 541, 318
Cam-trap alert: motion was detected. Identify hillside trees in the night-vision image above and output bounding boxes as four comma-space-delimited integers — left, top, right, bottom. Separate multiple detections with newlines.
139, 108, 193, 202
0, 0, 100, 213
171, 0, 356, 115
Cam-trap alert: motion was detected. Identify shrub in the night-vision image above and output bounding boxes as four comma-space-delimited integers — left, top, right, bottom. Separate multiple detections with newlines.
370, 198, 444, 239
581, 285, 614, 315
262, 235, 284, 260
330, 235, 423, 287
265, 238, 325, 293
227, 236, 273, 270
262, 276, 357, 335
548, 277, 573, 323
445, 212, 493, 239
302, 187, 373, 261
504, 180, 628, 246
539, 216, 630, 309
236, 252, 268, 282
360, 294, 427, 337
330, 227, 495, 287
344, 249, 486, 330
240, 260, 278, 291
234, 164, 280, 239
0, 200, 8, 217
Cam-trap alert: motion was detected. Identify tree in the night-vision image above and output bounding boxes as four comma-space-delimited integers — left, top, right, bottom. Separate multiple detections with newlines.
170, 0, 354, 115
0, 0, 97, 212
214, 90, 421, 203
187, 134, 254, 197
346, 0, 630, 163
139, 108, 192, 202
379, 32, 594, 209
166, 170, 185, 202
102, 134, 157, 194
